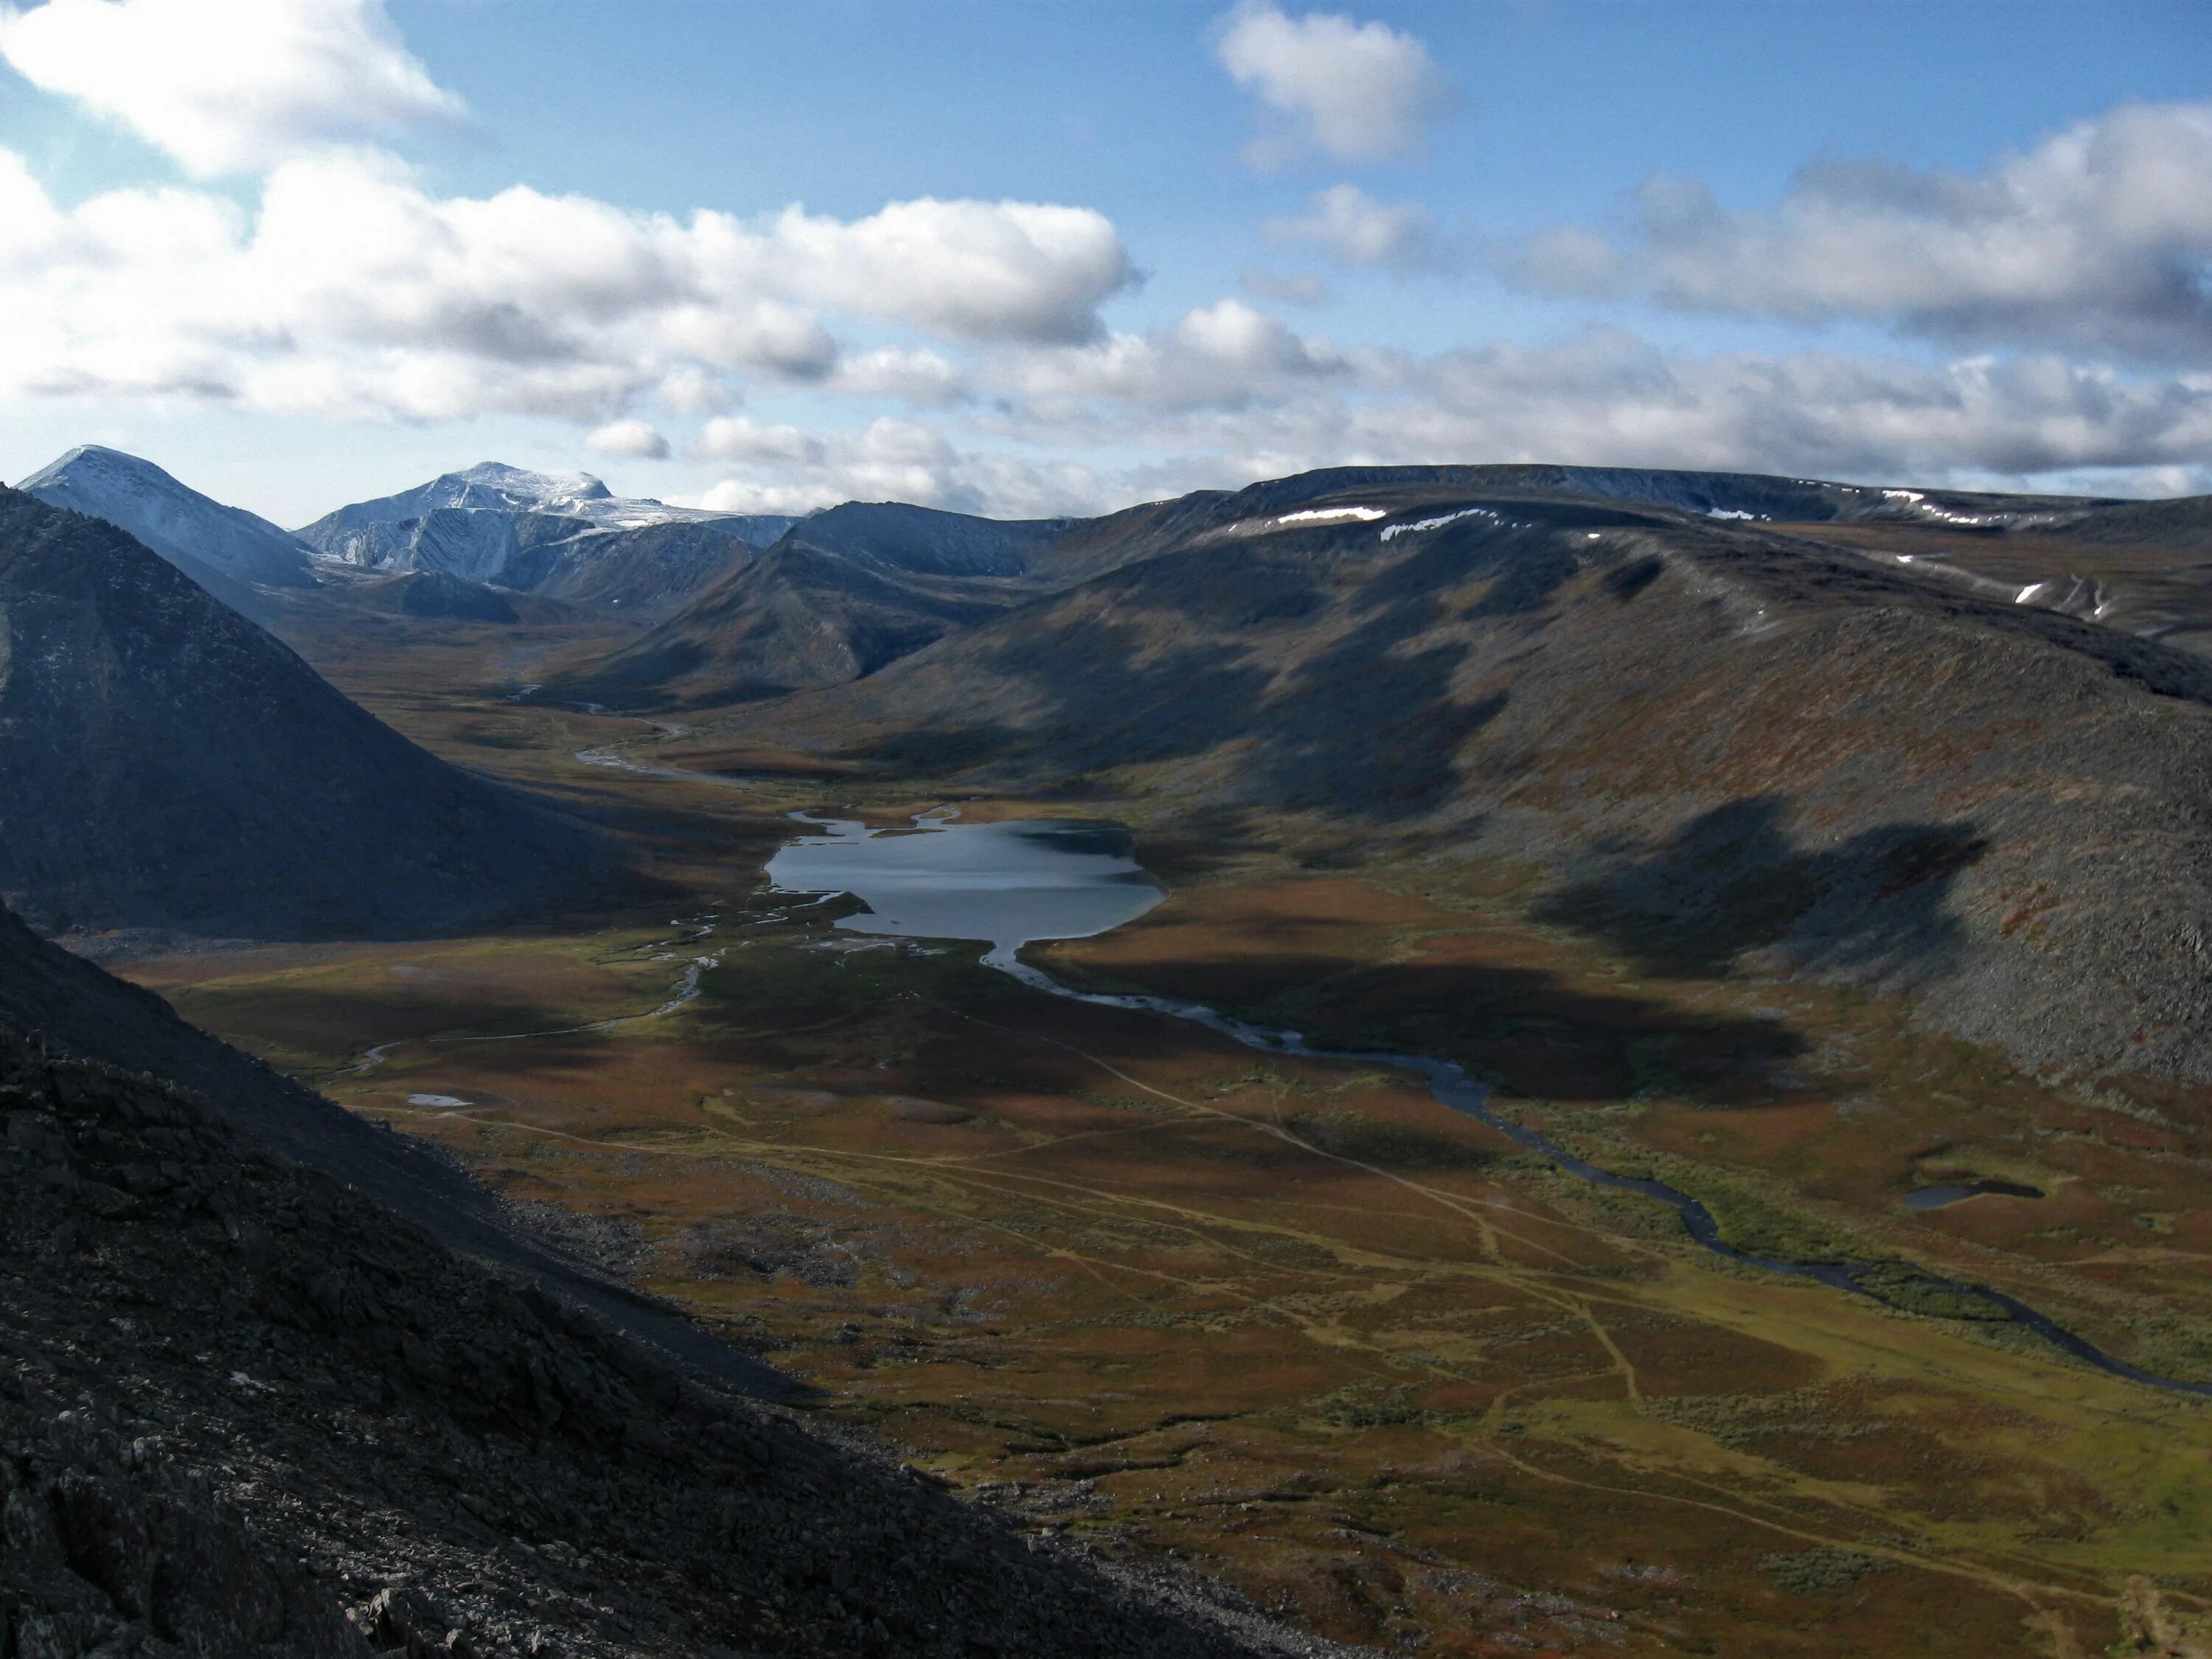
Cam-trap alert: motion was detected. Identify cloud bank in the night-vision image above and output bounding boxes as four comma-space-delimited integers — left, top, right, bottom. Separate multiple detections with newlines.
1505, 101, 2212, 366
0, 148, 1133, 420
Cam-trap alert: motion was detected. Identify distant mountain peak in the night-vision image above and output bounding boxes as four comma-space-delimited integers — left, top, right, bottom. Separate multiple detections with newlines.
17, 443, 318, 591
295, 464, 798, 616
447, 461, 616, 508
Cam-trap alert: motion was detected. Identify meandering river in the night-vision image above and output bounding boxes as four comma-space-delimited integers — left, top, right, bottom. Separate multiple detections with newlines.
767, 810, 2212, 1399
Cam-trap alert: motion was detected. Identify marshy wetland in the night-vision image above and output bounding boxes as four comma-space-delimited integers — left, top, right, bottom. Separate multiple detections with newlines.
119, 652, 2212, 1659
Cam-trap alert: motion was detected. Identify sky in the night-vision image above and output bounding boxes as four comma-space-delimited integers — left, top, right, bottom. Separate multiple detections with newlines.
0, 0, 2206, 526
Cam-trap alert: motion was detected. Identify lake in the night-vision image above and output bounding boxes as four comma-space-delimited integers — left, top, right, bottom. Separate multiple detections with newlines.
763, 811, 1166, 956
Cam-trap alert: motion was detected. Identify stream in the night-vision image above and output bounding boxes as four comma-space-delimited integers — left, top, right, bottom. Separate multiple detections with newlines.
769, 810, 2212, 1401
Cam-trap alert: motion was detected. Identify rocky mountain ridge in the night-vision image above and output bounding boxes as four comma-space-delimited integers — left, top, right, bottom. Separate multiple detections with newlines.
560, 503, 1072, 706
555, 465, 2190, 711
698, 466, 2212, 1095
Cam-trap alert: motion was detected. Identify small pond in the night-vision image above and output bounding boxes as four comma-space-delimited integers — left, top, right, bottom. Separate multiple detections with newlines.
1902, 1180, 2045, 1211
764, 811, 1166, 954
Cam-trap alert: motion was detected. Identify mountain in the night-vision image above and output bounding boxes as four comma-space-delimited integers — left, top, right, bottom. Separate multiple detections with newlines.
296, 462, 796, 619
0, 901, 1330, 1659
18, 444, 319, 592
552, 501, 1076, 707
704, 465, 2212, 1092
558, 469, 2138, 714
0, 484, 622, 939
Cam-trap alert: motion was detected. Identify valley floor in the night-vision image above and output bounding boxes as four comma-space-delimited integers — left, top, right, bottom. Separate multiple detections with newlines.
114, 653, 2212, 1659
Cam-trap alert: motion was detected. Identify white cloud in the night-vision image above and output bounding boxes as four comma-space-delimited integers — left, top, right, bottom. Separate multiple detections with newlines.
670, 313, 2212, 522
746, 198, 1132, 345
678, 327, 2212, 520
655, 364, 739, 416
1215, 2, 1452, 166
990, 299, 1348, 412
827, 345, 970, 404
0, 0, 464, 176
1265, 183, 1449, 272
695, 414, 824, 465
0, 147, 1135, 421
1506, 101, 2212, 365
583, 418, 668, 459
984, 327, 2212, 501
684, 415, 1097, 518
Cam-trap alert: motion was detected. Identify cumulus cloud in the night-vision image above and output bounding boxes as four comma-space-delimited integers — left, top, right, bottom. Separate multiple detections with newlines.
984, 327, 2212, 503
684, 416, 1105, 518
0, 147, 1135, 420
1506, 101, 2212, 365
675, 313, 2212, 520
1214, 2, 1452, 166
695, 414, 824, 465
0, 0, 465, 176
1265, 184, 1450, 273
826, 345, 970, 404
989, 298, 1348, 412
751, 198, 1131, 345
583, 418, 668, 459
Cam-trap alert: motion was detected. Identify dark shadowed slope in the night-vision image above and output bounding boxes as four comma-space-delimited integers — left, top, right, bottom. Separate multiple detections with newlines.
0, 902, 1349, 1658
557, 467, 2139, 714
0, 486, 623, 939
714, 470, 2212, 1093
0, 899, 790, 1402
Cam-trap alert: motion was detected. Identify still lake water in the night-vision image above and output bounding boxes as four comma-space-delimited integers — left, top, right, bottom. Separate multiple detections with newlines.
764, 812, 1166, 956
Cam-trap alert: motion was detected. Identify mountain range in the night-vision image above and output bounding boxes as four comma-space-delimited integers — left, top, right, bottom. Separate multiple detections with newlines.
7, 439, 2212, 1654
15, 438, 2212, 1091
17, 449, 799, 626
675, 465, 2212, 1095
295, 461, 795, 617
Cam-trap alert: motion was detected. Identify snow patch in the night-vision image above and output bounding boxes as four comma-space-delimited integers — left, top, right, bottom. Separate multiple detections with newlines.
1379, 506, 1503, 543
1273, 506, 1387, 526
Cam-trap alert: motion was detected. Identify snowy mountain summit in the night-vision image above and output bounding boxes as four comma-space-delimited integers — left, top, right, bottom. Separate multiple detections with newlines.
296, 462, 799, 616
372, 460, 619, 518
16, 445, 318, 591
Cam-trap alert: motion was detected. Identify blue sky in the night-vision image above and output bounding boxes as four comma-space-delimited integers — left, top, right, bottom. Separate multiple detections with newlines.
0, 0, 2206, 524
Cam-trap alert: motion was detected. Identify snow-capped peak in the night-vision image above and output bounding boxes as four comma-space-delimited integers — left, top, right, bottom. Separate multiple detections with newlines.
16, 444, 318, 589
448, 462, 615, 512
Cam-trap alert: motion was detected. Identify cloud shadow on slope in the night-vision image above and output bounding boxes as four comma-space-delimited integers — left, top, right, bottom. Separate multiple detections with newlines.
1538, 796, 1991, 981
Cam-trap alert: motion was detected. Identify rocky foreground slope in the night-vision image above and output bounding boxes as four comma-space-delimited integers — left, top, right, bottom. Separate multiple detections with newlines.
0, 486, 623, 941
710, 467, 2212, 1094
0, 903, 1350, 1658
